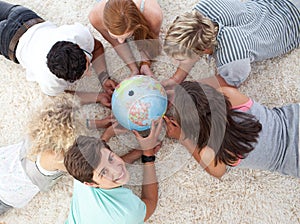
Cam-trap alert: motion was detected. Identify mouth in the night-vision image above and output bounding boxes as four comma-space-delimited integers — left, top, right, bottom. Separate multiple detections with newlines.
114, 167, 125, 182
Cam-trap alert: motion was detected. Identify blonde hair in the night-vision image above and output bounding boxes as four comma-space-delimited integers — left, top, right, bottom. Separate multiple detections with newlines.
27, 94, 86, 157
164, 11, 218, 59
104, 0, 160, 58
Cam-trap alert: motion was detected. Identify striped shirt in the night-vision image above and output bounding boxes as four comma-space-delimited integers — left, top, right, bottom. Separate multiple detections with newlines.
194, 0, 300, 86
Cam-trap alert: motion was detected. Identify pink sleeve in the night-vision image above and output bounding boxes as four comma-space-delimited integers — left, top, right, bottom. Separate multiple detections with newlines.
231, 99, 253, 112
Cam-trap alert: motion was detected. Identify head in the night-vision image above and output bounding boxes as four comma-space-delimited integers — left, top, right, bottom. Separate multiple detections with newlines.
164, 11, 218, 61
47, 41, 92, 82
173, 81, 262, 165
64, 136, 130, 189
103, 0, 156, 43
27, 94, 86, 158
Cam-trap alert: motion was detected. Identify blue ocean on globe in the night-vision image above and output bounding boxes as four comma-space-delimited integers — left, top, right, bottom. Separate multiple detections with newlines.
112, 75, 168, 131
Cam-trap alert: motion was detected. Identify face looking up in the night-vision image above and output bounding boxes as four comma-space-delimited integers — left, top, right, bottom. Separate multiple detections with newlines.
88, 148, 130, 189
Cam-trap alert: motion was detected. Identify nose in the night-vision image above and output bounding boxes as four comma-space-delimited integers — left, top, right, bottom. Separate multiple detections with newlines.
109, 164, 123, 178
117, 38, 125, 43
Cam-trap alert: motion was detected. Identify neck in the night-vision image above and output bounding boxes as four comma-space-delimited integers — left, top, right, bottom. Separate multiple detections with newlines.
39, 150, 66, 172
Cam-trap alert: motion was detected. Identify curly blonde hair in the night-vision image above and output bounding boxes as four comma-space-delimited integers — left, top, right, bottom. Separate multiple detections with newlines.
164, 11, 218, 60
27, 94, 87, 158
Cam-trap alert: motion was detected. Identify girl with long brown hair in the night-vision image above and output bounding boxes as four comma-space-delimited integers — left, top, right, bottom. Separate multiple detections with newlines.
89, 0, 162, 81
164, 81, 300, 179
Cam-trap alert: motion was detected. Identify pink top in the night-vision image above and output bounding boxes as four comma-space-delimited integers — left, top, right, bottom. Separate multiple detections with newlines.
230, 98, 253, 167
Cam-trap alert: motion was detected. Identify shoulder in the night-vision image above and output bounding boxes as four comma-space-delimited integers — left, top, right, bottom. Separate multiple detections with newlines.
218, 87, 250, 107
89, 1, 106, 27
143, 0, 163, 33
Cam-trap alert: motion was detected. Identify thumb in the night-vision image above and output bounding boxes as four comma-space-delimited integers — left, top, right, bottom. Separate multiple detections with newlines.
132, 130, 141, 138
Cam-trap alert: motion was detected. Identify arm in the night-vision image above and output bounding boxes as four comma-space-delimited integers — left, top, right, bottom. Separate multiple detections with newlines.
89, 4, 139, 75
180, 138, 226, 179
86, 115, 114, 130
164, 116, 226, 179
120, 149, 143, 164
101, 122, 129, 143
143, 0, 163, 37
64, 90, 111, 107
218, 86, 250, 107
141, 146, 159, 221
132, 120, 162, 221
161, 57, 198, 89
92, 38, 119, 95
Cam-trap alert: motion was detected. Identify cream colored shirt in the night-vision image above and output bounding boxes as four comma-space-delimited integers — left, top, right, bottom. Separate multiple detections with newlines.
16, 21, 94, 96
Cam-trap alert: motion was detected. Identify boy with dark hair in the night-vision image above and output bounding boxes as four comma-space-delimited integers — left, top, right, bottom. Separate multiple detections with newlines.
64, 135, 160, 223
0, 1, 110, 105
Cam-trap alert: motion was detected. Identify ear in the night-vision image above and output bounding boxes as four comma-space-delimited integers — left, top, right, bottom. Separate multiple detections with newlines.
83, 181, 100, 188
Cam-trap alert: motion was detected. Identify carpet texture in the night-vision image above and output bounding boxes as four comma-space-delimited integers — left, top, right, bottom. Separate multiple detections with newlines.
0, 0, 299, 223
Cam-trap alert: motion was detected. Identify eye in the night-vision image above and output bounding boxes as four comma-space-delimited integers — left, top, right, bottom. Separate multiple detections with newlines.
108, 153, 114, 162
99, 169, 107, 177
128, 90, 134, 96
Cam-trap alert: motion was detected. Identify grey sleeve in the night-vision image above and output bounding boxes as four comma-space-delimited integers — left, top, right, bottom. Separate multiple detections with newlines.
217, 58, 251, 87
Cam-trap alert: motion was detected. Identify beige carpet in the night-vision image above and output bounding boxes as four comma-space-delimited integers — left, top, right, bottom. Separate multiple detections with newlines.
0, 0, 299, 223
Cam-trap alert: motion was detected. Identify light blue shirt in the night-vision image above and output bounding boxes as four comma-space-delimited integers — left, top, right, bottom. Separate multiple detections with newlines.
66, 180, 146, 224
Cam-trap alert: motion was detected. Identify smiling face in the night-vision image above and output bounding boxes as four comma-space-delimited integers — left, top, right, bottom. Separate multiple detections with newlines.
90, 148, 130, 189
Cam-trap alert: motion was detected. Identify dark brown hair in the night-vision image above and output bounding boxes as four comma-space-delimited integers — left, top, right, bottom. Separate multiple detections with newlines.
173, 81, 262, 166
64, 136, 110, 183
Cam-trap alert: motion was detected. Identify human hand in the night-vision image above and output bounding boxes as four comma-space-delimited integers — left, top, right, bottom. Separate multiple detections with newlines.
130, 67, 140, 77
101, 121, 129, 142
139, 64, 156, 78
88, 115, 115, 129
97, 92, 111, 108
102, 78, 118, 96
163, 116, 184, 140
133, 118, 163, 150
161, 77, 178, 91
143, 143, 162, 156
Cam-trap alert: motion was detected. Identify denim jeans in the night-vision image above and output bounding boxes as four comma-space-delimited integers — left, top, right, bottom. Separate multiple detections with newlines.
0, 198, 12, 215
0, 1, 42, 63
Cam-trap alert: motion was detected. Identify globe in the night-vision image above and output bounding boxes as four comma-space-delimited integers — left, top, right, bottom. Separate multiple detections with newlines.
112, 75, 168, 131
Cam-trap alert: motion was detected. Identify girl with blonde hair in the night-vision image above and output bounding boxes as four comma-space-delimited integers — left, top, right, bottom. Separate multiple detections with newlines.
0, 94, 86, 214
89, 0, 163, 84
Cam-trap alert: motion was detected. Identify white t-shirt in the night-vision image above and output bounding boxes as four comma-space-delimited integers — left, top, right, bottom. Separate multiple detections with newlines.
0, 141, 39, 208
16, 21, 94, 96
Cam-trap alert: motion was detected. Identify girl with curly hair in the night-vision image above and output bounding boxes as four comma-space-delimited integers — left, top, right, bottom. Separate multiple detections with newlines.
0, 94, 86, 214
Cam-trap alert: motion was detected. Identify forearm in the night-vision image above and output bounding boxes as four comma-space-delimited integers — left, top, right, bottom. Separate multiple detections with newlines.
65, 90, 100, 105
121, 150, 142, 164
101, 30, 139, 74
199, 74, 232, 89
180, 138, 201, 163
141, 162, 158, 221
180, 138, 226, 178
171, 67, 189, 84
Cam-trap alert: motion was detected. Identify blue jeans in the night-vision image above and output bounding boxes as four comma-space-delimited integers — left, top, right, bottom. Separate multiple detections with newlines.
0, 1, 42, 63
0, 199, 12, 215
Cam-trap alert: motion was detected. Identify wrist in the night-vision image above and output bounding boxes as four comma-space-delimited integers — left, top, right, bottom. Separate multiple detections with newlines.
98, 71, 110, 86
141, 154, 156, 163
171, 75, 181, 84
128, 63, 139, 74
140, 60, 151, 68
